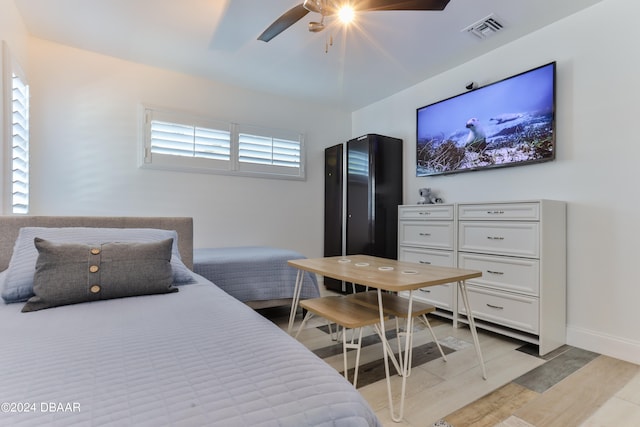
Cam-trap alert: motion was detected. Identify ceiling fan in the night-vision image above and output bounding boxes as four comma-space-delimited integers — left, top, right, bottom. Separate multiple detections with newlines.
258, 0, 451, 42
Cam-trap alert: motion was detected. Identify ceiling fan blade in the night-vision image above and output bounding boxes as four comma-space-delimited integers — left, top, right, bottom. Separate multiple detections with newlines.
258, 4, 310, 42
357, 0, 451, 11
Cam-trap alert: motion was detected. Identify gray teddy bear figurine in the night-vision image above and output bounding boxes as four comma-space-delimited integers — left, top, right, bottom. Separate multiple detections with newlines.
418, 188, 443, 204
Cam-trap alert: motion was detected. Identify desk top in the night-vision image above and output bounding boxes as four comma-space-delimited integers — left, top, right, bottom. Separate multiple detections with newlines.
288, 255, 481, 292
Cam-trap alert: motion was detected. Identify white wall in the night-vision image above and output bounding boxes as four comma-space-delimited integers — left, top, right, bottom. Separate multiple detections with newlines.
353, 0, 640, 364
0, 0, 28, 65
26, 39, 350, 257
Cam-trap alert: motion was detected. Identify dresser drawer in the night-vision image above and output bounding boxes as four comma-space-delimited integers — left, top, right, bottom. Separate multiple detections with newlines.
459, 285, 539, 334
459, 221, 539, 258
401, 283, 454, 311
399, 205, 454, 220
458, 253, 539, 296
399, 221, 454, 250
458, 203, 540, 221
399, 246, 455, 267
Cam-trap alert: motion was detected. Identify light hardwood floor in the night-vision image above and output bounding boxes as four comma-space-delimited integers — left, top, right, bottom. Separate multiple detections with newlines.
264, 301, 640, 427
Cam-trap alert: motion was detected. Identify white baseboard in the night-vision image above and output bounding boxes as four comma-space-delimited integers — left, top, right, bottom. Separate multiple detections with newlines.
567, 325, 640, 365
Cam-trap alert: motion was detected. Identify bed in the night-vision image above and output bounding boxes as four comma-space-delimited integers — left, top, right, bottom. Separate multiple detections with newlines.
193, 246, 320, 309
0, 216, 381, 427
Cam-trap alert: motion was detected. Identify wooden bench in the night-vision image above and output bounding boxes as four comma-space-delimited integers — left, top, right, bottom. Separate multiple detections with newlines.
295, 295, 386, 387
344, 291, 447, 374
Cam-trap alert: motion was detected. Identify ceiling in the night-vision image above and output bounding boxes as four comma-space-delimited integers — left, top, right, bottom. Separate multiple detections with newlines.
14, 0, 602, 111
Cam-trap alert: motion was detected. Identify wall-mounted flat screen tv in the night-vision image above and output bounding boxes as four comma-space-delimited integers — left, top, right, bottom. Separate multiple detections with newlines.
416, 62, 556, 177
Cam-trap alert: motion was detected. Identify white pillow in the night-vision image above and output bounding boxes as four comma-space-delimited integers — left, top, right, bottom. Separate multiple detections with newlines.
2, 227, 194, 304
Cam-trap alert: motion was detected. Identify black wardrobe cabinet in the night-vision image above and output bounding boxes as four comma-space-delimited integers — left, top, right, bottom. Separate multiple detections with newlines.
323, 134, 403, 292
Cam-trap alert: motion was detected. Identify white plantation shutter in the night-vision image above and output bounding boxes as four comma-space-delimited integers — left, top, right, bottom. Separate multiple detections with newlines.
142, 108, 231, 173
11, 72, 29, 213
2, 42, 29, 214
236, 123, 303, 178
150, 120, 231, 160
239, 134, 301, 167
141, 106, 305, 180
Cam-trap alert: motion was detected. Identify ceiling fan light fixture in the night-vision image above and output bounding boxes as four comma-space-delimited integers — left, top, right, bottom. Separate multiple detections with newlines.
308, 21, 325, 32
303, 0, 323, 14
337, 5, 355, 24
260, 0, 451, 42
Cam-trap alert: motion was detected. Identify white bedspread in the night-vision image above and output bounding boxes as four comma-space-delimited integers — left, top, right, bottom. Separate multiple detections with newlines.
0, 273, 380, 427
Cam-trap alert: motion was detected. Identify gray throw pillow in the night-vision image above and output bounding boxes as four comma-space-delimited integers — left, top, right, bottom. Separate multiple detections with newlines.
22, 238, 177, 312
2, 226, 194, 304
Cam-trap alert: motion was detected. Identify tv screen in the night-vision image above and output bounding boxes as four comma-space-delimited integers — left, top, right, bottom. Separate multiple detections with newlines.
416, 62, 556, 176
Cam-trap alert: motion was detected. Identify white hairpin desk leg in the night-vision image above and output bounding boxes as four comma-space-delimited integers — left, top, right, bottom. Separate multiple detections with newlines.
458, 280, 487, 380
379, 288, 413, 423
288, 269, 304, 335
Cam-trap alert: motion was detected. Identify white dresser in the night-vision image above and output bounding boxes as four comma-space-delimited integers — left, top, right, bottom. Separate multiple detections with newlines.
398, 200, 566, 355
398, 204, 456, 314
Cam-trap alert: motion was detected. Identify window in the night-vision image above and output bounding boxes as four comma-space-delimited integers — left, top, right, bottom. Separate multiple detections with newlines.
141, 106, 305, 180
2, 42, 29, 214
236, 123, 303, 178
150, 121, 231, 161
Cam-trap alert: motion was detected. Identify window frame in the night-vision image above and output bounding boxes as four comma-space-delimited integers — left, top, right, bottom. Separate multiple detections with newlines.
140, 105, 306, 180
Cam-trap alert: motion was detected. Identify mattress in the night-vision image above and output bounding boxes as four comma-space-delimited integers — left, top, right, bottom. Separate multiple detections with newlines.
193, 246, 320, 303
0, 272, 380, 427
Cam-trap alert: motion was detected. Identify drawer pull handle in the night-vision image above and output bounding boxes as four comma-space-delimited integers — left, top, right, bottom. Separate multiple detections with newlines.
486, 303, 504, 310
419, 261, 432, 265
487, 210, 505, 215
487, 270, 504, 275
487, 236, 505, 240
419, 289, 431, 293
419, 233, 431, 236
419, 212, 431, 215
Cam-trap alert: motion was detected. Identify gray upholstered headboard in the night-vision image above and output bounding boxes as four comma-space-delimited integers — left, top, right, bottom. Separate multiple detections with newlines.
0, 216, 194, 271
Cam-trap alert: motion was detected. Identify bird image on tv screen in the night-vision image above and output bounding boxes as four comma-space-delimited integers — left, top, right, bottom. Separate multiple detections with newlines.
416, 62, 556, 176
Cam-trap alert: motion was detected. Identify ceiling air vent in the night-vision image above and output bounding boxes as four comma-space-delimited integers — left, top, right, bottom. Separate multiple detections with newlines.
462, 14, 505, 40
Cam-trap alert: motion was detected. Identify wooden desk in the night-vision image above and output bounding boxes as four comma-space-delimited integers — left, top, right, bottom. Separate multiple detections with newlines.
288, 254, 485, 423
